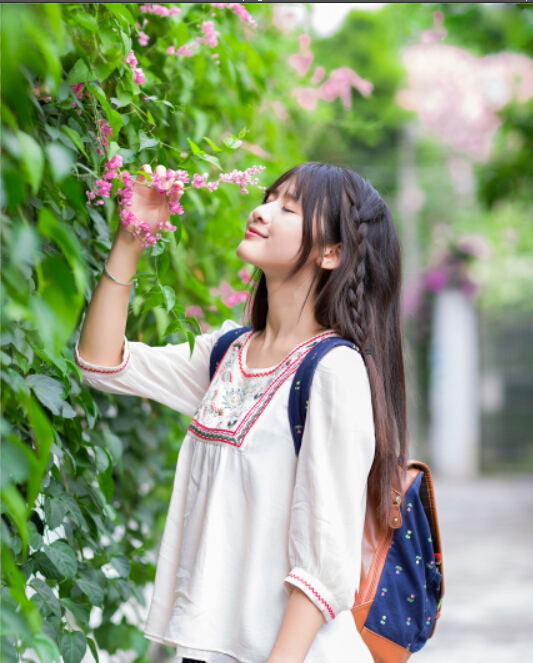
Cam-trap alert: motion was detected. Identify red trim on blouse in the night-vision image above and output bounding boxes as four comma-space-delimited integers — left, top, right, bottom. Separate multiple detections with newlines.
238, 329, 337, 378
286, 573, 336, 620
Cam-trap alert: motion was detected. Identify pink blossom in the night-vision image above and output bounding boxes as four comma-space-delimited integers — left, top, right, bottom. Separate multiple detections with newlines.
222, 291, 249, 307
425, 270, 448, 293
138, 31, 150, 47
125, 50, 138, 68
186, 305, 204, 319
70, 83, 85, 99
272, 100, 288, 122
96, 119, 113, 152
238, 266, 252, 284
299, 34, 311, 50
202, 21, 220, 48
167, 45, 176, 55
211, 3, 257, 29
311, 66, 326, 85
141, 4, 181, 17
175, 44, 198, 57
193, 173, 209, 189
292, 87, 320, 112
133, 68, 146, 84
288, 53, 314, 77
321, 67, 373, 109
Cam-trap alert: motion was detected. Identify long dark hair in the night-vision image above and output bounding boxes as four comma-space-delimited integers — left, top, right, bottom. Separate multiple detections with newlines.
244, 162, 408, 528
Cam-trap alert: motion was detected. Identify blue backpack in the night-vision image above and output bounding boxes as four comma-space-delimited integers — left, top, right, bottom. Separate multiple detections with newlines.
210, 326, 444, 662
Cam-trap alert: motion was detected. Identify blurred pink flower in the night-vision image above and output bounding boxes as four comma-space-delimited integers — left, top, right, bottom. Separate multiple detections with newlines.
288, 53, 314, 77
425, 269, 448, 293
299, 34, 311, 50
292, 87, 320, 111
310, 66, 326, 85
272, 100, 288, 122
273, 4, 300, 33
321, 67, 373, 109
186, 305, 204, 319
238, 266, 252, 284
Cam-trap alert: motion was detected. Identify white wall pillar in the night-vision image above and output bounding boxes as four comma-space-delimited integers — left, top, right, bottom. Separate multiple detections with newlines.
429, 289, 480, 478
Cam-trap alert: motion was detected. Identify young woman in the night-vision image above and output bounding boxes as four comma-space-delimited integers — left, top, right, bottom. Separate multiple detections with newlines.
76, 161, 408, 663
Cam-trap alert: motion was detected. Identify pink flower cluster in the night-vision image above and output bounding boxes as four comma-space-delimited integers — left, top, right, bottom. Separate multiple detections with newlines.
167, 43, 199, 57
86, 163, 265, 248
125, 50, 145, 85
210, 279, 249, 308
192, 166, 266, 194
137, 31, 149, 47
210, 3, 257, 29
198, 21, 220, 48
140, 4, 181, 17
95, 119, 113, 156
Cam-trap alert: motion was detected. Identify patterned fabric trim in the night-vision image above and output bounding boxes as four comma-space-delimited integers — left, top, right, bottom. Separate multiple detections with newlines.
286, 572, 336, 621
74, 342, 130, 375
189, 329, 338, 447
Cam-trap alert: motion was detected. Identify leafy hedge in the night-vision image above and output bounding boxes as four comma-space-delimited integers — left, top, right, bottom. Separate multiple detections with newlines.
0, 4, 310, 663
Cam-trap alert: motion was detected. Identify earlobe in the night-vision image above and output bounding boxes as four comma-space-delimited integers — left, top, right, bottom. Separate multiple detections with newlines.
318, 244, 342, 270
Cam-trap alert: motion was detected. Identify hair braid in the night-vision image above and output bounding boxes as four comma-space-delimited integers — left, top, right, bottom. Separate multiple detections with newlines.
347, 204, 370, 353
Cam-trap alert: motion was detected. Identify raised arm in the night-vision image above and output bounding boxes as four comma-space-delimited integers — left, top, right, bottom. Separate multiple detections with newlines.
78, 163, 176, 367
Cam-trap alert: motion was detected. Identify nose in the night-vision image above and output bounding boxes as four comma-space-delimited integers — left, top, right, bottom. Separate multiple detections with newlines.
251, 201, 271, 226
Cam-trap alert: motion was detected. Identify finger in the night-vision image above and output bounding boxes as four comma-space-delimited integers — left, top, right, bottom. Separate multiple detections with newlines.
136, 163, 152, 184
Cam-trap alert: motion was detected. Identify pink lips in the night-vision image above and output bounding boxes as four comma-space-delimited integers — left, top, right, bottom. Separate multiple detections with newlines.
245, 227, 266, 239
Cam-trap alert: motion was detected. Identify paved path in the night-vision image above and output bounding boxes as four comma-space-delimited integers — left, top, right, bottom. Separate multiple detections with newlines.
414, 476, 533, 663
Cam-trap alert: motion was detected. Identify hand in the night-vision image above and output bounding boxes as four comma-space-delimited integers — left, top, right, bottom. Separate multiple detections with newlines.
123, 163, 182, 236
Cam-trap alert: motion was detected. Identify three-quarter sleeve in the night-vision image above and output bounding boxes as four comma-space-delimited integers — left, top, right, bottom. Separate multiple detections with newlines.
284, 346, 376, 623
74, 318, 241, 417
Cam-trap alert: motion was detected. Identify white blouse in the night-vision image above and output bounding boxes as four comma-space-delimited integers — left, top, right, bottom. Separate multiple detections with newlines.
74, 319, 375, 663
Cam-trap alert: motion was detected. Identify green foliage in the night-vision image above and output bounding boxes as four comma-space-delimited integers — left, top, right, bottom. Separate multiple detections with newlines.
1, 4, 307, 662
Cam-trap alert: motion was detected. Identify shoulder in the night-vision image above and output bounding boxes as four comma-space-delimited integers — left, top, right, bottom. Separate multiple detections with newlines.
311, 344, 374, 434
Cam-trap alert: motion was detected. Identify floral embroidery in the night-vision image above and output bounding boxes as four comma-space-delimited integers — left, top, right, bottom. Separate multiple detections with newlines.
189, 329, 338, 446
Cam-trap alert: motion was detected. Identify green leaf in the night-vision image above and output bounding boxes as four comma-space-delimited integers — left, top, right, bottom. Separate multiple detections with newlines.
66, 59, 92, 85
103, 3, 136, 28
102, 429, 123, 461
163, 319, 183, 337
142, 292, 165, 313
45, 143, 75, 183
186, 331, 196, 357
17, 131, 45, 195
98, 462, 114, 502
62, 599, 91, 625
94, 447, 110, 473
58, 493, 86, 529
162, 286, 176, 313
38, 207, 88, 296
139, 133, 160, 151
203, 137, 223, 153
87, 636, 99, 663
223, 135, 243, 150
187, 138, 202, 156
60, 126, 88, 158
195, 152, 222, 170
75, 578, 104, 605
29, 579, 61, 618
44, 496, 66, 530
157, 252, 170, 278
47, 541, 78, 579
59, 630, 87, 663
1, 485, 29, 551
33, 633, 61, 663
26, 374, 75, 418
110, 555, 131, 578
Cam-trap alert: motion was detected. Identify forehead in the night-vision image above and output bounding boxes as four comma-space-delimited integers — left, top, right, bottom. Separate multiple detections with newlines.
269, 178, 300, 202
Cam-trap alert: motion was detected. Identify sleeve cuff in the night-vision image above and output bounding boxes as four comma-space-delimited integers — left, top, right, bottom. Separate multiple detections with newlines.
284, 567, 339, 623
74, 336, 131, 377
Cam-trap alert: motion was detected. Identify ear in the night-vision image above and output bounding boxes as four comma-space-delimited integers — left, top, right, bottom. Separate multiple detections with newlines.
317, 243, 342, 271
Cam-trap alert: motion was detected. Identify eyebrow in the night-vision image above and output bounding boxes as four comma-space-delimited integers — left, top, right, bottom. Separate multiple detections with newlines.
268, 187, 300, 203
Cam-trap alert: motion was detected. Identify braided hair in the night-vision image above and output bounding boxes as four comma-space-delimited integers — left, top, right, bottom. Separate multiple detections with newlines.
246, 162, 408, 528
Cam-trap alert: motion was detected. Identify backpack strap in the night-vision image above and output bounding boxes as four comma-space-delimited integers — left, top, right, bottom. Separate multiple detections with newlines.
209, 325, 253, 382
288, 337, 362, 456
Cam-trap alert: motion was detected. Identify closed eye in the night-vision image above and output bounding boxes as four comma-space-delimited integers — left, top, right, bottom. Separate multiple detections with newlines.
282, 207, 294, 213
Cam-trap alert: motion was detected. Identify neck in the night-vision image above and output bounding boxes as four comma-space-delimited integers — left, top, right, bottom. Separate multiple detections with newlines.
259, 267, 329, 346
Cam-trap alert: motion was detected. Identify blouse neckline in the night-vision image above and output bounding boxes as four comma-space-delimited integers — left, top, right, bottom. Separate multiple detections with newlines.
239, 328, 338, 378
